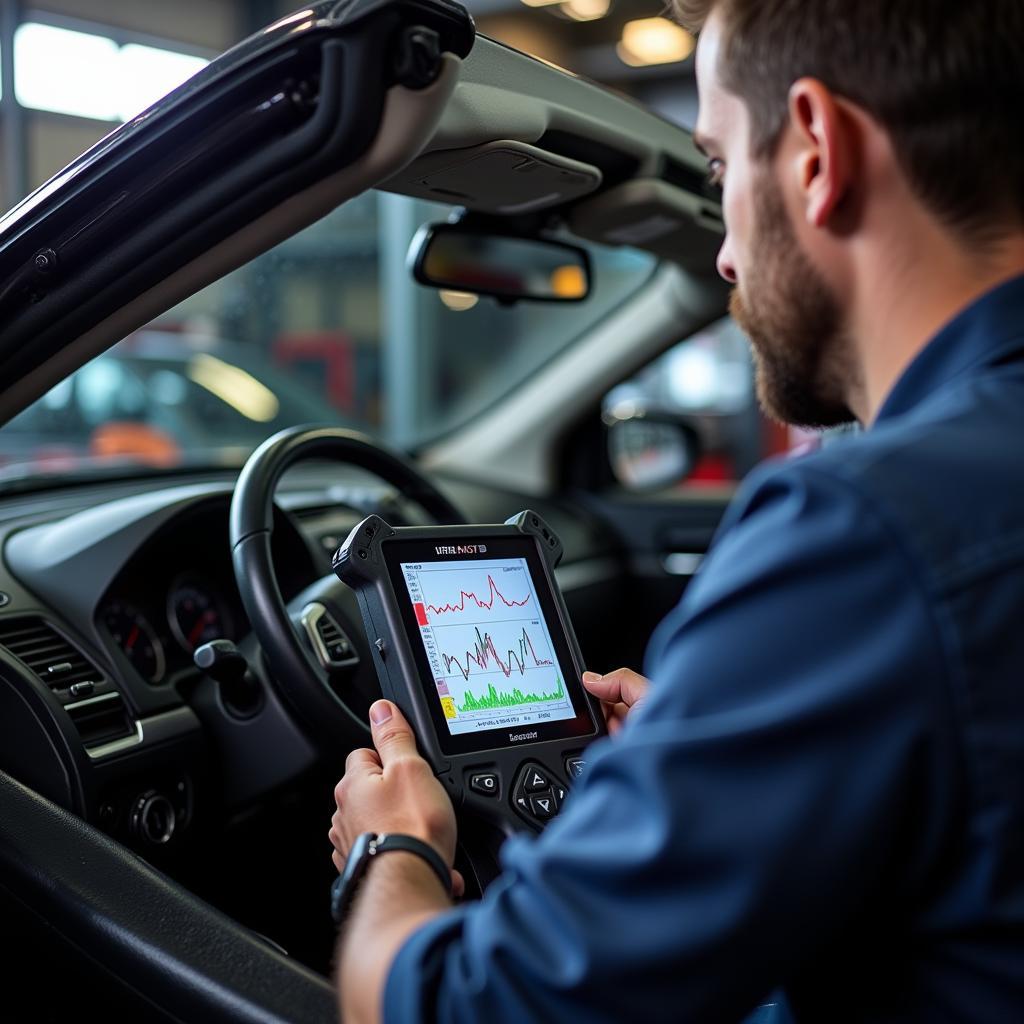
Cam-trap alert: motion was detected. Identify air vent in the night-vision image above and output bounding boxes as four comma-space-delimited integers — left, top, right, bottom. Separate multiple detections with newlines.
317, 614, 344, 649
300, 602, 359, 670
0, 617, 104, 696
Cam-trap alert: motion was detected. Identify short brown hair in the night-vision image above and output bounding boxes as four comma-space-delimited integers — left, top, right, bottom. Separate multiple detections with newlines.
674, 0, 1024, 241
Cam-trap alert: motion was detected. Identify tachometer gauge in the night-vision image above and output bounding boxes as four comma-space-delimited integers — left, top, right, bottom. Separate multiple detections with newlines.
103, 601, 166, 684
168, 578, 231, 653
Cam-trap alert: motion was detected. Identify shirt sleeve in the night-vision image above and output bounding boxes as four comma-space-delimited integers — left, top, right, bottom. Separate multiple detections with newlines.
383, 460, 961, 1024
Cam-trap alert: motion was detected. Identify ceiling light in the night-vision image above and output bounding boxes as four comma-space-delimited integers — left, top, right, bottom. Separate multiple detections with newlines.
520, 0, 564, 8
14, 22, 209, 123
617, 17, 695, 67
15, 23, 120, 120
561, 0, 610, 21
187, 354, 280, 422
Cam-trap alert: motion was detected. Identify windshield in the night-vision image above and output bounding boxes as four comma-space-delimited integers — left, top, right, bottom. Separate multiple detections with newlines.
0, 194, 655, 484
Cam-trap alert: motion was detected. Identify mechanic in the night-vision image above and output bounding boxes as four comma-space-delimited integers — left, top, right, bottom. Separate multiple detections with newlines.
328, 1, 1024, 1020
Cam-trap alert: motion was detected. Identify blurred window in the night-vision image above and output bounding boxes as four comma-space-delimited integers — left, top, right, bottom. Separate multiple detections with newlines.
605, 317, 815, 492
0, 194, 655, 479
14, 22, 208, 122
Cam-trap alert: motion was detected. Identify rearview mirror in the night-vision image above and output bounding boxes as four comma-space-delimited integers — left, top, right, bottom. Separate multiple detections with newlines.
409, 224, 591, 303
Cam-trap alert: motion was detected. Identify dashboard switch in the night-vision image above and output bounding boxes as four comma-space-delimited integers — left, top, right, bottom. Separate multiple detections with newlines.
130, 790, 177, 846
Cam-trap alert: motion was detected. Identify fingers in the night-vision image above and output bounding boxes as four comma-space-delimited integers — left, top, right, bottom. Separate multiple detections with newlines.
582, 667, 649, 708
450, 869, 465, 901
345, 747, 381, 774
329, 821, 346, 872
369, 700, 420, 767
333, 751, 379, 813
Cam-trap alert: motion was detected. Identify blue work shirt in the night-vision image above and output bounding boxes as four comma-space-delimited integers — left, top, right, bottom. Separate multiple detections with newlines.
385, 275, 1024, 1022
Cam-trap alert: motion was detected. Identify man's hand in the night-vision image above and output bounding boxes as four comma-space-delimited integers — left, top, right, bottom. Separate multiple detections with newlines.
582, 668, 649, 734
329, 699, 462, 895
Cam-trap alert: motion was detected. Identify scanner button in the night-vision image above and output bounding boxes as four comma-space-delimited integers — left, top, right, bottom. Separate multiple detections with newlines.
552, 784, 566, 808
565, 757, 586, 781
529, 792, 557, 820
524, 768, 550, 793
470, 773, 499, 797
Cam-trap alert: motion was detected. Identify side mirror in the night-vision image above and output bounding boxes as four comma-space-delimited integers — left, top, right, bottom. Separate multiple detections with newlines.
409, 223, 592, 303
604, 400, 702, 492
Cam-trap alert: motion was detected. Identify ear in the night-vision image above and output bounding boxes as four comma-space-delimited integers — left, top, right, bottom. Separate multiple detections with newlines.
786, 78, 854, 229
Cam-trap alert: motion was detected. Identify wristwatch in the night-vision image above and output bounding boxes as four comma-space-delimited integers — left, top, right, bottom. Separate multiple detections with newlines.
331, 832, 453, 924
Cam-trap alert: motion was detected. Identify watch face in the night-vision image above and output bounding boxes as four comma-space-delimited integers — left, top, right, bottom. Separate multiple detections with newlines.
331, 832, 376, 923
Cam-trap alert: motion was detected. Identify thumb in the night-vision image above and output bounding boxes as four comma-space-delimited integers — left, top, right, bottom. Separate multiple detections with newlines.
369, 700, 419, 765
582, 668, 648, 708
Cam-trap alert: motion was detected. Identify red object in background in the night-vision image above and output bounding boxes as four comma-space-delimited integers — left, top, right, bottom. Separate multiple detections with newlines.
687, 454, 734, 484
414, 602, 429, 626
272, 332, 355, 412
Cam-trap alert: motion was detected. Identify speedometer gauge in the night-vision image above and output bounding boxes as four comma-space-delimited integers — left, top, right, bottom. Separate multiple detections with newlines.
168, 577, 231, 653
103, 602, 166, 684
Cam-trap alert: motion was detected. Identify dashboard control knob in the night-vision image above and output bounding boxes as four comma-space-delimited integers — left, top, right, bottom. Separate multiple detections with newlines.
130, 791, 176, 845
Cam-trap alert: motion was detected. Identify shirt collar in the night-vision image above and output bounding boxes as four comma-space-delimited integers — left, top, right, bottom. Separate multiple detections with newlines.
876, 272, 1024, 423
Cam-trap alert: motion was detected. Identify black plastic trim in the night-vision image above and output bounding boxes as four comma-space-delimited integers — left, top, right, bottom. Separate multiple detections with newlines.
0, 769, 337, 1022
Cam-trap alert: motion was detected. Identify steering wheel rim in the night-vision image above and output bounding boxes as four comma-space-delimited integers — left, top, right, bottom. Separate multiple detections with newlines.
229, 425, 463, 746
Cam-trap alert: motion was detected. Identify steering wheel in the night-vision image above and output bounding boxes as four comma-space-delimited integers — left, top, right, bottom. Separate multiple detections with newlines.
229, 425, 463, 749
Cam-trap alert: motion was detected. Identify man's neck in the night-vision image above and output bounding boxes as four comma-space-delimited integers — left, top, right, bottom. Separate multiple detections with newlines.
847, 227, 1024, 425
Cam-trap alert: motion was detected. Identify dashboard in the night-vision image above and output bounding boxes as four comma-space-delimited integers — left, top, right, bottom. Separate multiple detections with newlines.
0, 472, 374, 855
0, 457, 700, 981
0, 464, 622, 856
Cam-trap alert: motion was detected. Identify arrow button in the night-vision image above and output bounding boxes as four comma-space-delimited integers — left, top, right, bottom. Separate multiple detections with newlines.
529, 793, 557, 820
525, 768, 550, 793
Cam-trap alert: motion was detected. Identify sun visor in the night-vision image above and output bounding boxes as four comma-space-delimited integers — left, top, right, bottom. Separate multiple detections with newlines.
569, 179, 723, 274
382, 140, 602, 215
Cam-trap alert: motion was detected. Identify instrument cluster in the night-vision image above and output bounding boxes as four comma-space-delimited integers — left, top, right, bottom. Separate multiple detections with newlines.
101, 575, 235, 687
95, 497, 316, 689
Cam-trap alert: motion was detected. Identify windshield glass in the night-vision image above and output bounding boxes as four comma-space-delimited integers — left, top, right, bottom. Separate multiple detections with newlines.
0, 194, 655, 484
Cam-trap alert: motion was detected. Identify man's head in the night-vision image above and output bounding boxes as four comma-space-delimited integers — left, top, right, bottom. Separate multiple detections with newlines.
680, 0, 1024, 427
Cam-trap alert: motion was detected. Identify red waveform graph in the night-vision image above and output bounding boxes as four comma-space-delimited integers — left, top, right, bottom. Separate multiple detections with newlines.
423, 574, 530, 619
442, 626, 554, 682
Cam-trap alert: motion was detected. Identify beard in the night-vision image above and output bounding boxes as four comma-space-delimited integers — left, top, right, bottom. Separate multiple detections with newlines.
729, 174, 857, 429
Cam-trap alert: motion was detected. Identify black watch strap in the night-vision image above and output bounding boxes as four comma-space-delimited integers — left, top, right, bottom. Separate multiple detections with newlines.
331, 832, 452, 923
371, 834, 452, 893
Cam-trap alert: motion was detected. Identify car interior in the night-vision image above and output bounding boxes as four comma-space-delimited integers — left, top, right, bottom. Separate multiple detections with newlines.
0, 0, 774, 1018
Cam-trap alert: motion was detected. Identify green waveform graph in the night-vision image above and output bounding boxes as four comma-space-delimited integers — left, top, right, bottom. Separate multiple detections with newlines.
457, 674, 565, 713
